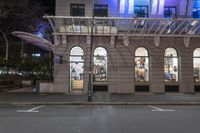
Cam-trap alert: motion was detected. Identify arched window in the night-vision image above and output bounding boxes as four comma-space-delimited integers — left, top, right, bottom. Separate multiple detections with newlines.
135, 47, 149, 82
70, 47, 84, 91
164, 48, 178, 82
193, 48, 200, 82
93, 47, 107, 81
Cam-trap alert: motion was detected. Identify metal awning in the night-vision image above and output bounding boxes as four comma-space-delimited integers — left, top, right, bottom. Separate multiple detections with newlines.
12, 31, 54, 52
44, 16, 200, 38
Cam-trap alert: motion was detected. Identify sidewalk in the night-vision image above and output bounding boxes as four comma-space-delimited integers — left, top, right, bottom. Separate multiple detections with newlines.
0, 91, 200, 105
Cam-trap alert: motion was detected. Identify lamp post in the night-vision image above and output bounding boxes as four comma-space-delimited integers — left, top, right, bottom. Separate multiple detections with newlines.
88, 0, 95, 102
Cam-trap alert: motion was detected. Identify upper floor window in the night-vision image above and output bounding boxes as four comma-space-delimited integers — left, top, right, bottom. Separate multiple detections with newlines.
135, 5, 148, 17
193, 8, 200, 18
70, 4, 85, 16
193, 0, 200, 18
164, 6, 177, 18
94, 4, 108, 17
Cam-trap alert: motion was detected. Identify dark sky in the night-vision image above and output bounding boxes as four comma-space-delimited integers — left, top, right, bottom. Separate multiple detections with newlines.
34, 0, 55, 15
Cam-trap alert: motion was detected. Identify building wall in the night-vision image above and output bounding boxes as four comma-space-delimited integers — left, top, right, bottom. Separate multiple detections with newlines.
53, 0, 199, 93
53, 36, 199, 93
56, 0, 195, 17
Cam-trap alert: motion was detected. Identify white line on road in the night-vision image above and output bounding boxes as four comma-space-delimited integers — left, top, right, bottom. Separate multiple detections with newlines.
148, 105, 174, 112
17, 105, 45, 113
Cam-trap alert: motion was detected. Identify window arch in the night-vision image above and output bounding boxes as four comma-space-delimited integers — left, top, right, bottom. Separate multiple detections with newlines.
193, 48, 200, 82
164, 48, 178, 82
70, 47, 84, 91
93, 47, 107, 81
135, 47, 149, 82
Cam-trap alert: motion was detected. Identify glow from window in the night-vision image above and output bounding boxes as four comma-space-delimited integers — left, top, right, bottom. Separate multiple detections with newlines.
151, 0, 158, 15
128, 0, 134, 13
32, 53, 41, 57
119, 0, 126, 13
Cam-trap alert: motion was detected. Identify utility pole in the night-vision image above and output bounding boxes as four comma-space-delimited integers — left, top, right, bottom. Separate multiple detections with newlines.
88, 0, 95, 102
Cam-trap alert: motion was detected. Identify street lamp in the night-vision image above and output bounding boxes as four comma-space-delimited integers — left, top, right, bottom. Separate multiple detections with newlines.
88, 0, 95, 102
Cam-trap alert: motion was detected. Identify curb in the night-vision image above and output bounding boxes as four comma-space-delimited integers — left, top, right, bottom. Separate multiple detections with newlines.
1, 102, 200, 105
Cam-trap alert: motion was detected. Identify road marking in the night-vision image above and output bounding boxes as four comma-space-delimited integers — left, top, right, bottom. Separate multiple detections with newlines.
148, 105, 174, 112
17, 105, 45, 113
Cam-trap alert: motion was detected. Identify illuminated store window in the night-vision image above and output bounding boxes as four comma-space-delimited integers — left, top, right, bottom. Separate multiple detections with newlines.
193, 48, 200, 82
135, 5, 148, 17
135, 47, 149, 82
164, 48, 178, 82
70, 47, 84, 91
164, 6, 177, 18
193, 0, 200, 18
70, 4, 85, 16
93, 47, 107, 82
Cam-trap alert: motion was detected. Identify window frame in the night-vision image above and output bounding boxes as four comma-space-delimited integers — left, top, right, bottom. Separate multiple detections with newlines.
135, 47, 149, 82
70, 3, 85, 16
134, 5, 149, 18
93, 47, 108, 82
164, 6, 177, 18
164, 48, 179, 83
94, 4, 108, 17
193, 48, 200, 82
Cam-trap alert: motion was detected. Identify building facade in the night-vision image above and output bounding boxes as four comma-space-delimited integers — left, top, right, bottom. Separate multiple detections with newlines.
43, 0, 200, 94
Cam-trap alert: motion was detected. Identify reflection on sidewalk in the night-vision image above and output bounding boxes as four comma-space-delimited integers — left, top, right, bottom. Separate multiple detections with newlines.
7, 87, 36, 93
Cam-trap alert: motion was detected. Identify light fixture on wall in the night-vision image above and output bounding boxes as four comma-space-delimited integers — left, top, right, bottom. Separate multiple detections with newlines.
166, 28, 171, 34
191, 20, 198, 26
140, 20, 145, 26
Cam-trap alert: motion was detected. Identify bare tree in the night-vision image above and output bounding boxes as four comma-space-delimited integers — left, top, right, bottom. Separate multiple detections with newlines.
0, 0, 47, 63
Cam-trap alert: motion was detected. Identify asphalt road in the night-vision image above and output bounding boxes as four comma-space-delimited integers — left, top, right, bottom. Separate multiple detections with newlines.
0, 105, 200, 133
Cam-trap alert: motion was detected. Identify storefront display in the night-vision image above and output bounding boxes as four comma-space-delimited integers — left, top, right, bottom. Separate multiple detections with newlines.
70, 47, 84, 91
135, 47, 149, 82
93, 47, 107, 82
193, 48, 200, 82
164, 48, 178, 82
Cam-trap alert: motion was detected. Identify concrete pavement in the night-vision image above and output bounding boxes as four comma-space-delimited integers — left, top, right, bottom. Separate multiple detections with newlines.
0, 91, 200, 105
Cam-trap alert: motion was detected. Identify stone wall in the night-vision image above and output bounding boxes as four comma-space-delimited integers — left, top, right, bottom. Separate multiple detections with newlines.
53, 36, 200, 93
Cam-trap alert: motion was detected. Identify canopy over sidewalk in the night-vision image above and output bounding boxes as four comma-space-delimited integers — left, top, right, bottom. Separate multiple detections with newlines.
44, 16, 200, 37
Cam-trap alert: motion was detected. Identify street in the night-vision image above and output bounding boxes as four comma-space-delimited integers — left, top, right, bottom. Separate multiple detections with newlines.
0, 105, 200, 133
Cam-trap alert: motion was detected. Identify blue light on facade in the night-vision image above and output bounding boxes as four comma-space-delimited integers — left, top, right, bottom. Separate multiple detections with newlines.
128, 0, 134, 14
151, 0, 158, 14
119, 0, 126, 13
194, 0, 200, 8
119, 0, 149, 14
193, 0, 200, 18
34, 21, 50, 38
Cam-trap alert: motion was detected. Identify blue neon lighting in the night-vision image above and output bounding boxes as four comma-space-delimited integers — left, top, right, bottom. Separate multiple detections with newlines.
158, 0, 165, 15
128, 0, 134, 13
151, 0, 158, 14
194, 0, 200, 8
119, 0, 126, 13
